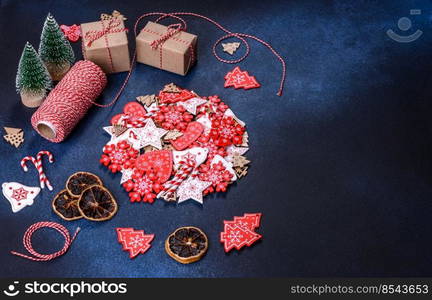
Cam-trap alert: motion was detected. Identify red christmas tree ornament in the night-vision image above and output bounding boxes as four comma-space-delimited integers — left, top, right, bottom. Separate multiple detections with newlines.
220, 223, 262, 252
100, 140, 139, 173
158, 89, 195, 104
221, 213, 262, 252
225, 213, 262, 231
224, 66, 260, 90
116, 228, 154, 259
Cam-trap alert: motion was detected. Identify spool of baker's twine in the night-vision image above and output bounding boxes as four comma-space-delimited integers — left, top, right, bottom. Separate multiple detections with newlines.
31, 60, 107, 143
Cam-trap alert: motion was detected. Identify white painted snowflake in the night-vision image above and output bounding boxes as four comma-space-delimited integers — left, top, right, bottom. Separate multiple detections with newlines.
129, 235, 144, 248
227, 230, 244, 243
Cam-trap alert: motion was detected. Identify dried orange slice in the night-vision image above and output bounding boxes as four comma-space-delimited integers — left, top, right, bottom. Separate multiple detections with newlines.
165, 226, 208, 264
66, 172, 103, 197
77, 185, 118, 221
52, 189, 82, 221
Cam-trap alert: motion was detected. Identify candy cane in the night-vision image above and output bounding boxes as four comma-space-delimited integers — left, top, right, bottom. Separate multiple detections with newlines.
20, 156, 44, 189
36, 151, 54, 191
118, 114, 154, 128
158, 160, 196, 200
20, 156, 37, 172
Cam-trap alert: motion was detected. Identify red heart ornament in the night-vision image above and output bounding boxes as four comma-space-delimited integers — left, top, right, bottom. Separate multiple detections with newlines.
110, 102, 147, 125
171, 122, 204, 150
123, 102, 147, 117
135, 150, 173, 183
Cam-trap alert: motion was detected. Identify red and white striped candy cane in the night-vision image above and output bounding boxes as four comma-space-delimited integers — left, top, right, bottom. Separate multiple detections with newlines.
36, 151, 54, 191
20, 156, 37, 172
158, 159, 196, 200
20, 156, 44, 189
118, 114, 155, 128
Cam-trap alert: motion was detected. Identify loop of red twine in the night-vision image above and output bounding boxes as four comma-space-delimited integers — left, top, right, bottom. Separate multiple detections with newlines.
11, 222, 80, 262
97, 11, 286, 108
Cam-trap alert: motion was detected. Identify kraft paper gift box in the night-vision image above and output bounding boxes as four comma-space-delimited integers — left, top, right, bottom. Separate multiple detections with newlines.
81, 18, 130, 73
136, 22, 197, 76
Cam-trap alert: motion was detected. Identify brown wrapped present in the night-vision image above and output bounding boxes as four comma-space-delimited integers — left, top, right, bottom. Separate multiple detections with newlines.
136, 22, 197, 76
81, 17, 130, 73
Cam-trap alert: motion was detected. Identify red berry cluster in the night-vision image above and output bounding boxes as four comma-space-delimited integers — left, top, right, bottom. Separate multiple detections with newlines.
153, 105, 193, 131
122, 169, 163, 203
100, 140, 138, 173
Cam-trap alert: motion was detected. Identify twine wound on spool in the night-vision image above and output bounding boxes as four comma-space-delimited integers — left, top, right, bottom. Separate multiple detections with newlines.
31, 60, 107, 143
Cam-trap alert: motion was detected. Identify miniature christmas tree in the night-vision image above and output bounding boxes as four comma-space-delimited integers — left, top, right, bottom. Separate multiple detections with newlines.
39, 13, 75, 81
16, 42, 52, 108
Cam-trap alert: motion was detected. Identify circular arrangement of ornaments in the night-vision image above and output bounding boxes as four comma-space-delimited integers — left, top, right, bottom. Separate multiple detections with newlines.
100, 83, 250, 204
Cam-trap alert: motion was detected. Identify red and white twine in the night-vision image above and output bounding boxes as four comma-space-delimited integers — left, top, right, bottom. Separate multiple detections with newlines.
20, 150, 54, 191
31, 60, 107, 142
11, 222, 80, 262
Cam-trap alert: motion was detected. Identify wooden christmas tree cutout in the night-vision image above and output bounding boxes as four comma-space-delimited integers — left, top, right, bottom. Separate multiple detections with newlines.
163, 130, 183, 141
101, 10, 127, 21
3, 127, 24, 148
136, 94, 158, 107
163, 83, 181, 93
222, 42, 240, 55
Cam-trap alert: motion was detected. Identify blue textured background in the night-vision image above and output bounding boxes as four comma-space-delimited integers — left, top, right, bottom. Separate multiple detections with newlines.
1, 0, 432, 277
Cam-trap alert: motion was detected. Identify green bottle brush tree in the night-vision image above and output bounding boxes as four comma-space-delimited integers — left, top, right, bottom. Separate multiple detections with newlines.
39, 13, 75, 81
16, 42, 52, 108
